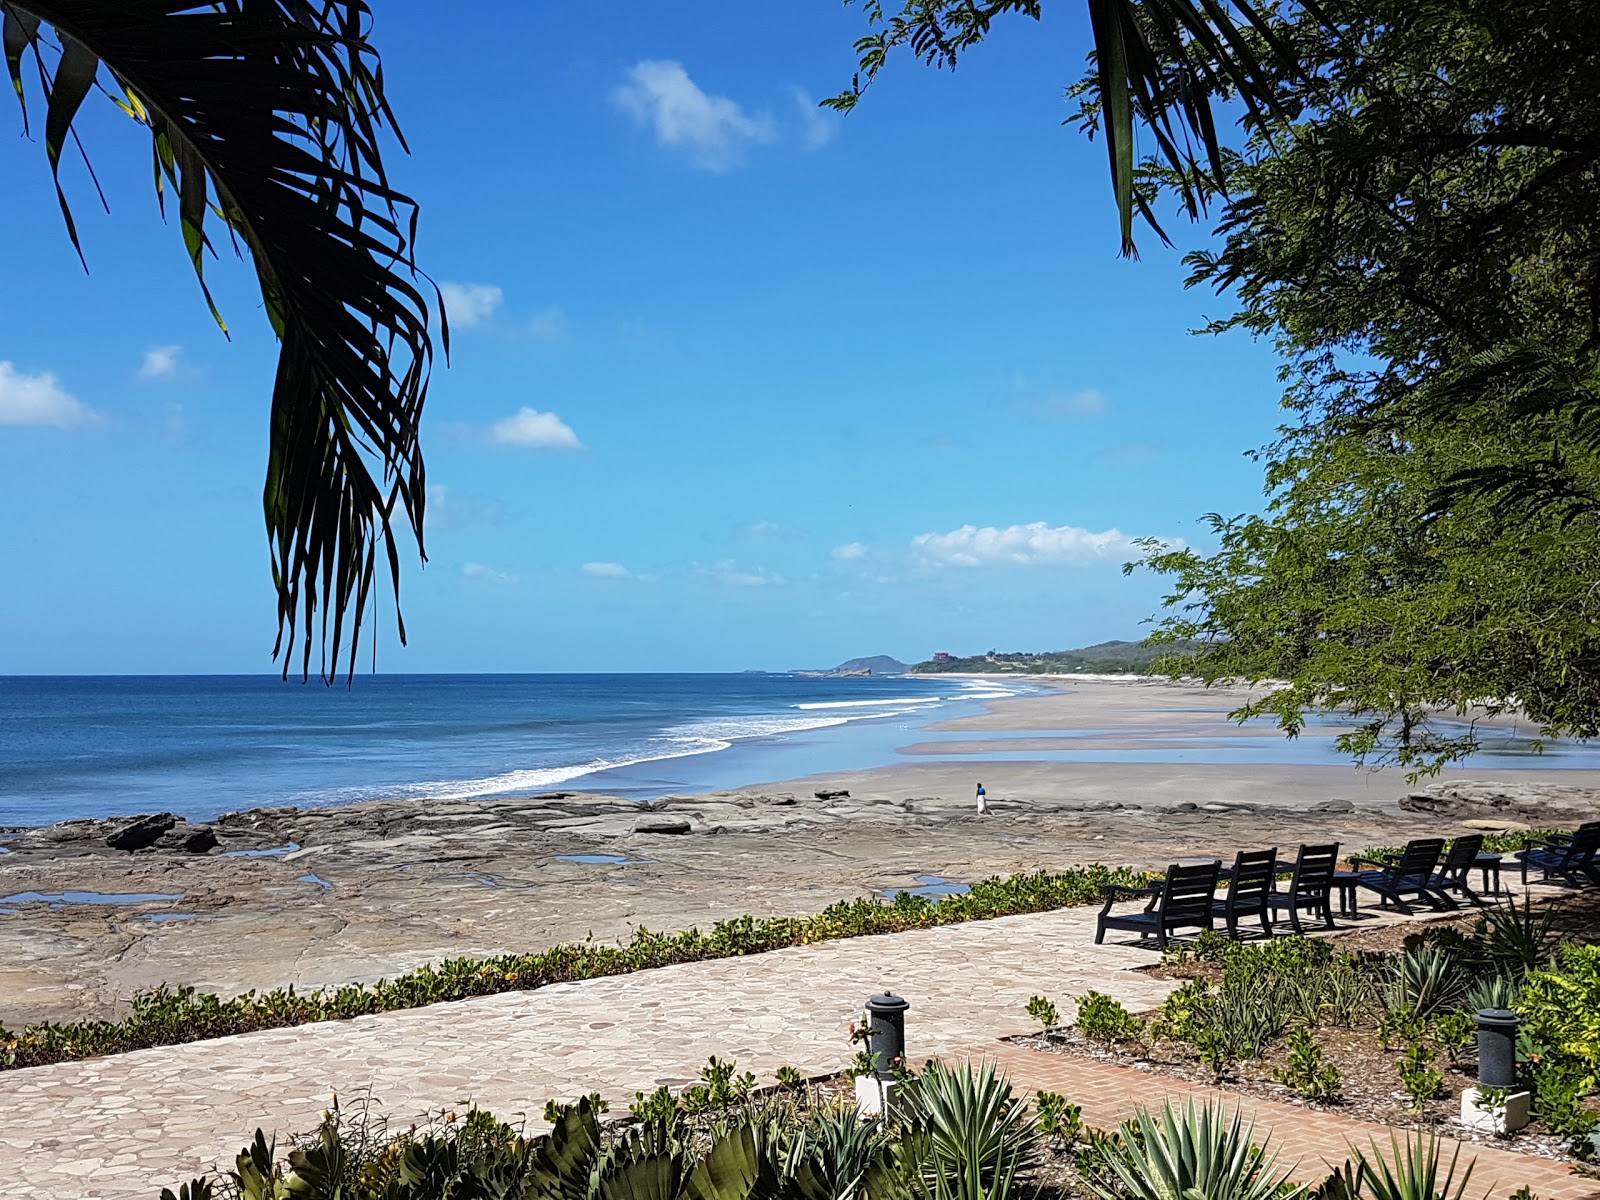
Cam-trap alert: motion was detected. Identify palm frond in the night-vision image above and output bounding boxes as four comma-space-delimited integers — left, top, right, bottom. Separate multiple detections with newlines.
825, 0, 1294, 255
4, 0, 440, 681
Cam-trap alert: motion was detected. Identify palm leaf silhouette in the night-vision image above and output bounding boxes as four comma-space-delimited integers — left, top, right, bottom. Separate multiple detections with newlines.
4, 0, 440, 681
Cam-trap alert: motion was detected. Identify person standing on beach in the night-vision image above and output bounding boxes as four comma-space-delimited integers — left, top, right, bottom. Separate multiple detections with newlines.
975, 782, 988, 814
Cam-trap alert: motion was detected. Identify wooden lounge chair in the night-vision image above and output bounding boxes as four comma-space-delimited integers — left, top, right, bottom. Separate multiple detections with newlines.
1095, 860, 1220, 949
1266, 843, 1339, 933
1515, 821, 1600, 887
1213, 848, 1277, 939
1428, 834, 1489, 905
1349, 838, 1448, 913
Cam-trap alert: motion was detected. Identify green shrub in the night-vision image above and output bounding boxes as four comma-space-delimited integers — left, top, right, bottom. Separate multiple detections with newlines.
681, 1055, 755, 1114
1397, 1042, 1444, 1113
1074, 991, 1143, 1044
1520, 944, 1600, 1087
629, 1085, 681, 1130
1033, 1091, 1082, 1145
1220, 935, 1334, 988
1377, 1005, 1427, 1051
1528, 1059, 1600, 1145
1025, 995, 1059, 1032
1430, 1011, 1475, 1061
1153, 978, 1212, 1044
1273, 1027, 1342, 1102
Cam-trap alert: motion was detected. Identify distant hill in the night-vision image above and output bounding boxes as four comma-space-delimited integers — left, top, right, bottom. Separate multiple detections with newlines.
792, 654, 910, 676
909, 640, 1200, 675
836, 655, 909, 675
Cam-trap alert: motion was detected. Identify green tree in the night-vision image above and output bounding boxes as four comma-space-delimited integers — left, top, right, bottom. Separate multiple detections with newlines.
829, 0, 1305, 257
5, 1, 437, 680
1108, 0, 1600, 768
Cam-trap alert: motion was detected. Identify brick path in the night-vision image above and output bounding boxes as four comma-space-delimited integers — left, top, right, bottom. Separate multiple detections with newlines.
979, 1042, 1598, 1200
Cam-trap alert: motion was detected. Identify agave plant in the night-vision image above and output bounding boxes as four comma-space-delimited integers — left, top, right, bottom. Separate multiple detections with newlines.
905, 1060, 1040, 1200
4, 0, 438, 682
1387, 947, 1469, 1017
1474, 893, 1562, 975
1352, 1134, 1473, 1200
784, 1105, 904, 1200
1465, 973, 1523, 1013
1082, 1099, 1302, 1200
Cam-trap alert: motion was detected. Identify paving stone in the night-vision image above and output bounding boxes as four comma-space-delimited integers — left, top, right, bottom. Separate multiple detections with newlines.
0, 897, 1580, 1198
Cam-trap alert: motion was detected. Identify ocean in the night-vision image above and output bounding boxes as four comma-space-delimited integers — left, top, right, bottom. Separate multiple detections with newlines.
6, 673, 1598, 831
0, 673, 1032, 828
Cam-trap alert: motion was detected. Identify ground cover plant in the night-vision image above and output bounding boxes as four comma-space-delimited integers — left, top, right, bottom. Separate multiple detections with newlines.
149, 1055, 1477, 1200
0, 864, 1151, 1071
1025, 893, 1600, 1162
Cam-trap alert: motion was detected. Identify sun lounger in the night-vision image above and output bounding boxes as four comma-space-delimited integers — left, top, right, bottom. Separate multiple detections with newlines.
1515, 821, 1600, 887
1349, 838, 1447, 913
1265, 843, 1340, 933
1213, 848, 1277, 938
1428, 834, 1490, 905
1095, 860, 1220, 949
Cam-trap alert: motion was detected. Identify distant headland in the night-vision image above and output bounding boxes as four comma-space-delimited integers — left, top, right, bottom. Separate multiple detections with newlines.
908, 639, 1200, 675
791, 655, 911, 677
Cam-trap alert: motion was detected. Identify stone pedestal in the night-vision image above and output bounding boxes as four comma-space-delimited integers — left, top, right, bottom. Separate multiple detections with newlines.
854, 1074, 903, 1118
1460, 1086, 1531, 1134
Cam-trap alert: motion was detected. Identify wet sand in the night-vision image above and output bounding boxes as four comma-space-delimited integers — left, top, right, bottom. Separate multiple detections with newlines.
2, 677, 1597, 1029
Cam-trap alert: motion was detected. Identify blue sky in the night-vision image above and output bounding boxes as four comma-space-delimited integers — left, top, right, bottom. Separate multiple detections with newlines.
0, 1, 1284, 674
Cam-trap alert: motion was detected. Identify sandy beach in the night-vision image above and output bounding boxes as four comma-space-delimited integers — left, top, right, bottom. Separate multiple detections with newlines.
3, 676, 1599, 1030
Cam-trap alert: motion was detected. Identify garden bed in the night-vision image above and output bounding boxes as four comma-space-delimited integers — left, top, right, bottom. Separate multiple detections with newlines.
1013, 892, 1600, 1170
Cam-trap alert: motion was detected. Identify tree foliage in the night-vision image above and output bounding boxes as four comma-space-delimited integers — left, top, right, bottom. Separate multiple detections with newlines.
4, 1, 439, 681
827, 0, 1302, 256
1108, 0, 1600, 769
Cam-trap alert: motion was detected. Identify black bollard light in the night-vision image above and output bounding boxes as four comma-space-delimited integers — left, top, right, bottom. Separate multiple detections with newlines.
1475, 1008, 1520, 1089
864, 992, 910, 1078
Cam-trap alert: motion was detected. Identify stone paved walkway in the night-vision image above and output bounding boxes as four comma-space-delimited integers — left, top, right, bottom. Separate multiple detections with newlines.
0, 896, 1582, 1200
1, 906, 1174, 1198
981, 1042, 1597, 1200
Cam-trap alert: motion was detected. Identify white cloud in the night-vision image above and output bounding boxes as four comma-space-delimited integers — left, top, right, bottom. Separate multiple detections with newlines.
912, 521, 1169, 568
529, 307, 569, 342
787, 86, 838, 150
138, 345, 182, 381
613, 60, 775, 171
441, 282, 504, 328
704, 559, 781, 587
0, 362, 100, 428
1039, 388, 1107, 416
463, 562, 517, 584
582, 561, 632, 579
741, 519, 806, 543
832, 541, 868, 561
490, 407, 584, 450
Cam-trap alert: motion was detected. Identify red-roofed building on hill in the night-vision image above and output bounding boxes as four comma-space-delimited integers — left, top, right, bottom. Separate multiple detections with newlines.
932, 652, 952, 662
